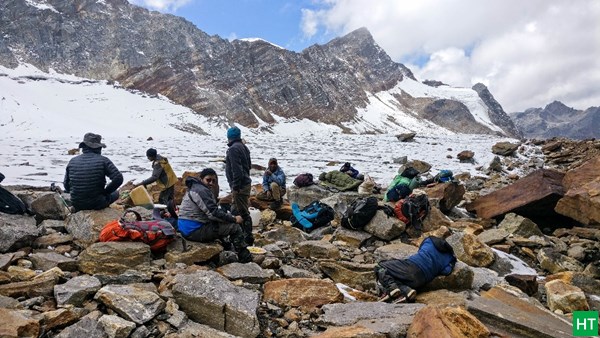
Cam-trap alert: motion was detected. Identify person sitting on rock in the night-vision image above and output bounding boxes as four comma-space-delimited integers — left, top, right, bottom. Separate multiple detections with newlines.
64, 133, 123, 212
134, 148, 179, 219
257, 158, 286, 209
375, 236, 456, 303
178, 168, 252, 263
340, 162, 362, 179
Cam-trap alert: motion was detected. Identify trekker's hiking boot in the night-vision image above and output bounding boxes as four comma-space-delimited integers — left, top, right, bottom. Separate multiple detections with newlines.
400, 286, 417, 302
269, 200, 282, 210
237, 248, 253, 263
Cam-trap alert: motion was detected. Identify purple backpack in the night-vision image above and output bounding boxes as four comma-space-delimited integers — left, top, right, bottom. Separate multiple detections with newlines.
293, 173, 314, 187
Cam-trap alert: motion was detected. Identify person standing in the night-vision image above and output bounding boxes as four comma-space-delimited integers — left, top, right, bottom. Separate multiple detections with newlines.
257, 158, 286, 209
64, 133, 123, 211
224, 126, 253, 245
135, 148, 179, 218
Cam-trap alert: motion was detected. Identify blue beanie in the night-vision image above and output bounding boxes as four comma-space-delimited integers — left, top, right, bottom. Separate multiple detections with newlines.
227, 126, 241, 140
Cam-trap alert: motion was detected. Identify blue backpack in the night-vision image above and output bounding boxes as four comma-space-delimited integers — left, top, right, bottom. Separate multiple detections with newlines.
290, 201, 335, 233
435, 170, 454, 183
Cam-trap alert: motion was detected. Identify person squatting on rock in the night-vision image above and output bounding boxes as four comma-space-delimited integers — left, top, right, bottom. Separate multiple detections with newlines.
177, 168, 252, 263
257, 157, 286, 210
375, 236, 456, 303
135, 148, 178, 218
64, 132, 123, 212
225, 126, 254, 245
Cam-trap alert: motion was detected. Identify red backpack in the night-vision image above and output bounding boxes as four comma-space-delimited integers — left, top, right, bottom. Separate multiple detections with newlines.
394, 194, 430, 230
99, 209, 176, 252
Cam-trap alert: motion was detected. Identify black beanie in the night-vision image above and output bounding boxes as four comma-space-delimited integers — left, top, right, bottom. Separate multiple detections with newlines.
146, 148, 157, 158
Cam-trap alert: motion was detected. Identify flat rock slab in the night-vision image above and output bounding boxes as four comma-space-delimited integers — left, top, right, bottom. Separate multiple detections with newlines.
467, 286, 572, 338
465, 169, 572, 227
216, 262, 274, 284
317, 302, 424, 337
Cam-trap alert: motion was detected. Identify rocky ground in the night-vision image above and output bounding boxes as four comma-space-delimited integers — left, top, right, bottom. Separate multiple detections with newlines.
0, 138, 599, 338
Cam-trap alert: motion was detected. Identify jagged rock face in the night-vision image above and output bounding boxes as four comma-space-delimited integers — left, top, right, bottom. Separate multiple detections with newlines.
472, 83, 522, 138
422, 99, 494, 134
510, 101, 600, 140
0, 0, 413, 128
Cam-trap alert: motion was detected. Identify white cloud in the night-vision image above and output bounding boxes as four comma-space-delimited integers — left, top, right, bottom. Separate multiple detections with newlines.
302, 0, 600, 112
128, 0, 191, 12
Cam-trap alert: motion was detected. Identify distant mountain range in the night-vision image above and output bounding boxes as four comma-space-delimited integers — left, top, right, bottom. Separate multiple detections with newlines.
510, 101, 600, 140
0, 0, 522, 137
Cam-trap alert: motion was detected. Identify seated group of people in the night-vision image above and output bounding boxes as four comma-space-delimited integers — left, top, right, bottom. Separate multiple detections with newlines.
62, 132, 456, 304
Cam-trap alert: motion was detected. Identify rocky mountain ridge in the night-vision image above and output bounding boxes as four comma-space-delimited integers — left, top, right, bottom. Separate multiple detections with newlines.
510, 101, 600, 140
0, 0, 520, 137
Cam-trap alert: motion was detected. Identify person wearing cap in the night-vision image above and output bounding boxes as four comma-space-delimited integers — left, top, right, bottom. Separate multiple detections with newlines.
135, 148, 179, 218
224, 126, 253, 245
178, 168, 252, 263
257, 158, 286, 209
64, 132, 123, 211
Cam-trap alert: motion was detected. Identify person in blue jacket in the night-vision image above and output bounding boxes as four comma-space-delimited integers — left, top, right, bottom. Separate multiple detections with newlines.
257, 158, 286, 209
375, 236, 456, 303
340, 162, 360, 179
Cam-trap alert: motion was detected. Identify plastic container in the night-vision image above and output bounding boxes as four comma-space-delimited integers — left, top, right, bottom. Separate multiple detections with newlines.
249, 207, 261, 227
130, 186, 154, 209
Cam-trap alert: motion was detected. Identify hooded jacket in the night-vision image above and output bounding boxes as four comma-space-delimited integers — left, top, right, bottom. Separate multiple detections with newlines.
225, 139, 252, 191
407, 236, 457, 283
178, 176, 236, 236
262, 166, 286, 191
141, 155, 178, 190
64, 147, 123, 210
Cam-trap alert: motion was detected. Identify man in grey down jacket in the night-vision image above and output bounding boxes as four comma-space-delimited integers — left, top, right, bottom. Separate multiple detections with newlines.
225, 126, 253, 245
64, 133, 123, 211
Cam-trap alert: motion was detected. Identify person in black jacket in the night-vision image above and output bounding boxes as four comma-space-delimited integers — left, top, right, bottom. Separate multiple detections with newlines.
64, 133, 123, 211
178, 168, 252, 263
224, 126, 253, 245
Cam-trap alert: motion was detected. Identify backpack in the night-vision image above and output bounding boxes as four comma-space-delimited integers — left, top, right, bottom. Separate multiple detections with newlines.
401, 167, 420, 179
341, 196, 379, 230
293, 173, 314, 187
99, 209, 176, 252
394, 193, 431, 230
435, 170, 454, 183
0, 186, 28, 215
290, 201, 335, 233
385, 182, 412, 202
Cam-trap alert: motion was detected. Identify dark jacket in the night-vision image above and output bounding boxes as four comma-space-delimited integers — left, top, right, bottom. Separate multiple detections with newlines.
179, 176, 236, 227
407, 236, 457, 283
340, 165, 359, 179
63, 147, 123, 210
141, 155, 178, 190
225, 139, 252, 191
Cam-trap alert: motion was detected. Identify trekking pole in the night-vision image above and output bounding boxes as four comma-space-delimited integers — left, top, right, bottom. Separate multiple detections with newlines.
51, 183, 72, 215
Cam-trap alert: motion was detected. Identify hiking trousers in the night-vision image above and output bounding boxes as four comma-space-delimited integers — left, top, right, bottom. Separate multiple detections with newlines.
159, 185, 177, 219
257, 182, 285, 202
231, 184, 253, 244
184, 221, 247, 250
375, 259, 427, 292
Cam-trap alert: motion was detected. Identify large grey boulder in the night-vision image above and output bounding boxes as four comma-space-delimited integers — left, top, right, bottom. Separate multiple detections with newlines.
54, 275, 102, 307
171, 270, 260, 338
317, 302, 424, 337
30, 192, 69, 221
29, 250, 77, 271
286, 185, 334, 208
0, 213, 39, 253
94, 285, 166, 324
65, 209, 122, 248
364, 210, 405, 241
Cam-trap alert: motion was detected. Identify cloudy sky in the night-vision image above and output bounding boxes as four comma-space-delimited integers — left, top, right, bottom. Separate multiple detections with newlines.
128, 0, 600, 113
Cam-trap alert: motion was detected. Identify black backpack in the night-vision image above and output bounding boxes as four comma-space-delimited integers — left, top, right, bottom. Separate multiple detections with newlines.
0, 186, 28, 215
341, 196, 379, 230
394, 194, 431, 231
401, 167, 420, 179
293, 173, 314, 187
290, 201, 335, 233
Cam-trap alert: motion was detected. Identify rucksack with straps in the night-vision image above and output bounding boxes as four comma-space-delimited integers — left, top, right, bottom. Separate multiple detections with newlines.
99, 209, 176, 252
293, 173, 314, 187
0, 186, 28, 215
394, 193, 431, 230
435, 169, 454, 183
290, 201, 335, 233
341, 196, 379, 230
